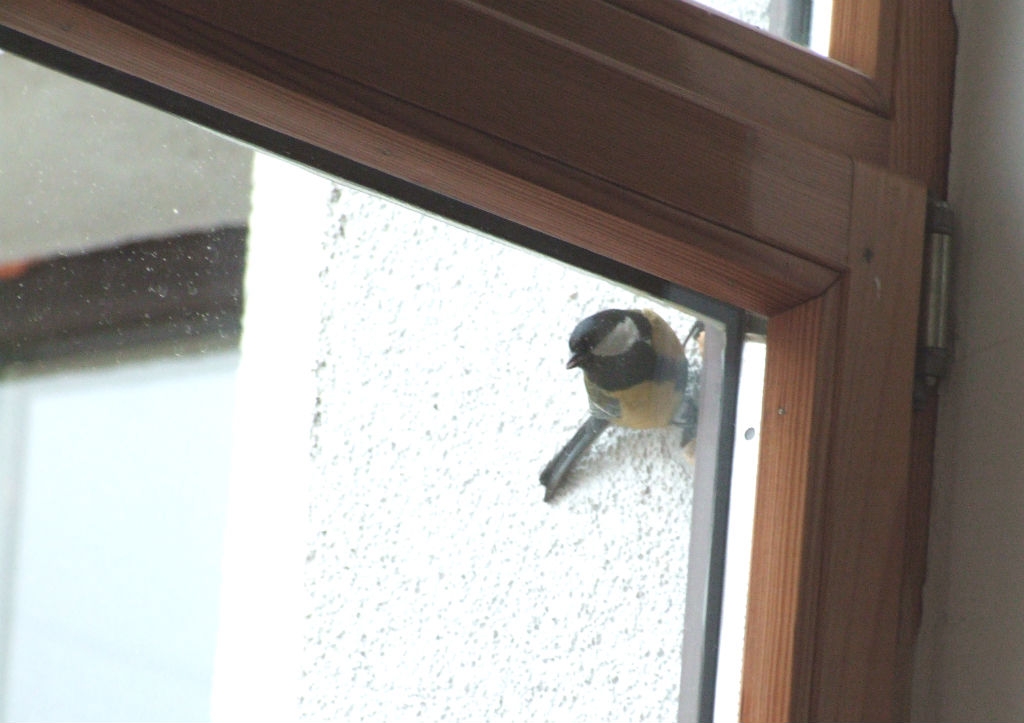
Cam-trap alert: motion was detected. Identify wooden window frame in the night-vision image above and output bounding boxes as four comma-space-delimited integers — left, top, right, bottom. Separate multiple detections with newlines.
0, 1, 955, 720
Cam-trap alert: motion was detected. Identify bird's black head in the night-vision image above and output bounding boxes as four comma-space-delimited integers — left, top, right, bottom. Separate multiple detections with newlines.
567, 309, 652, 371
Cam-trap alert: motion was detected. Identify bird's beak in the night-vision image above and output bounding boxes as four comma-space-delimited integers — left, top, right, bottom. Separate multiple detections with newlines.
567, 352, 585, 369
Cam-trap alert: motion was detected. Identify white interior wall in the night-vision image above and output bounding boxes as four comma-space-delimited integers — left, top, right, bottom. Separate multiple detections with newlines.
912, 3, 1024, 720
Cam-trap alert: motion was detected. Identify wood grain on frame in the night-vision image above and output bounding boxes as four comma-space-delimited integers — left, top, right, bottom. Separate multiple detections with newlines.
743, 286, 839, 722
14, 0, 854, 270
809, 163, 927, 722
829, 0, 898, 101
609, 0, 888, 111
480, 0, 892, 159
0, 0, 842, 313
742, 164, 926, 722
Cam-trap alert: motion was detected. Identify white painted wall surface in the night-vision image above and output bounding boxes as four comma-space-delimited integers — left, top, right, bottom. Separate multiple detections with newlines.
912, 3, 1024, 720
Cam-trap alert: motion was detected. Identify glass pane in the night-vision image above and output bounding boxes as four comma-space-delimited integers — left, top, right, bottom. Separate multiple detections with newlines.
695, 0, 832, 53
0, 44, 765, 723
296, 166, 733, 722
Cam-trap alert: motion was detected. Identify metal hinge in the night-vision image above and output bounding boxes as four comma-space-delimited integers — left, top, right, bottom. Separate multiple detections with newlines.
915, 198, 954, 407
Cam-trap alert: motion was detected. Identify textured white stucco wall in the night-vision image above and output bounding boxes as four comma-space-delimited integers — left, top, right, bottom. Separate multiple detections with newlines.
302, 176, 703, 720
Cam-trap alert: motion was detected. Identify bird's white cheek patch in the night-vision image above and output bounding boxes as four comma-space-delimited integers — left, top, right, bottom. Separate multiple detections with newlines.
593, 316, 640, 357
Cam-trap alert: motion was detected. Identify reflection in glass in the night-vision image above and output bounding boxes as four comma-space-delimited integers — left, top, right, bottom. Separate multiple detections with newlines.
0, 49, 249, 722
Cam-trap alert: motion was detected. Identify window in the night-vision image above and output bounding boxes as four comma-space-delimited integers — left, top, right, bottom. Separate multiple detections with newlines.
0, 1, 956, 720
1, 48, 770, 720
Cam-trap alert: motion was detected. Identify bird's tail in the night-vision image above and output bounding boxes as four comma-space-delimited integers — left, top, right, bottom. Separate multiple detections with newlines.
540, 416, 611, 502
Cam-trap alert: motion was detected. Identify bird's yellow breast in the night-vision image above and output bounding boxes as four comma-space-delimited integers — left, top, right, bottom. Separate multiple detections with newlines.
606, 378, 682, 429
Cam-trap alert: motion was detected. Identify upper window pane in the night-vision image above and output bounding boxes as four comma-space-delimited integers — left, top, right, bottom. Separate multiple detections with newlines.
695, 0, 832, 53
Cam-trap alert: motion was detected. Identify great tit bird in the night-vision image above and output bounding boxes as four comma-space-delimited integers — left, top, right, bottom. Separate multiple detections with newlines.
540, 308, 703, 502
